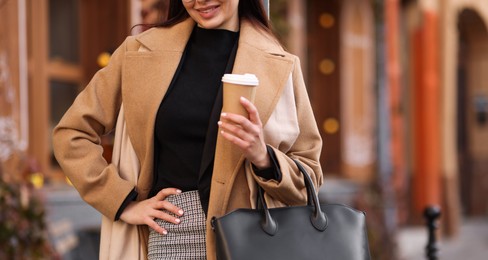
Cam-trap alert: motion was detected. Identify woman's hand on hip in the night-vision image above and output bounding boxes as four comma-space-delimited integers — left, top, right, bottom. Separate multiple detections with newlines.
218, 97, 270, 169
119, 188, 184, 235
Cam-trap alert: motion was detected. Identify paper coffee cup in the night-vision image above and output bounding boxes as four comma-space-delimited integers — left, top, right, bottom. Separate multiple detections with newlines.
221, 73, 259, 118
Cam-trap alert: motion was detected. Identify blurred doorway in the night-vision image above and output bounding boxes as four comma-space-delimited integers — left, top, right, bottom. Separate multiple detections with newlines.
306, 0, 376, 182
307, 0, 342, 176
457, 9, 488, 216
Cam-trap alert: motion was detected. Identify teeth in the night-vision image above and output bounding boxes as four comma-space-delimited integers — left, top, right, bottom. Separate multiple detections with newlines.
201, 7, 216, 13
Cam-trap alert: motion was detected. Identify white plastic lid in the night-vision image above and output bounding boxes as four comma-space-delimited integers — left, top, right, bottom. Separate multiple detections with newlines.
222, 73, 259, 86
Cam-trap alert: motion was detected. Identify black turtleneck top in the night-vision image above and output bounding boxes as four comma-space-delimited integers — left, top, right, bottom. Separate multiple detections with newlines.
152, 26, 238, 196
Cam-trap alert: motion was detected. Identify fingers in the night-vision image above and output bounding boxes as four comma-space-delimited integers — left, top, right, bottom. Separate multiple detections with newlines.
218, 120, 251, 142
239, 97, 262, 126
121, 189, 188, 235
148, 188, 188, 235
219, 127, 252, 149
219, 112, 262, 150
152, 208, 181, 225
154, 187, 182, 201
218, 97, 268, 162
119, 201, 172, 235
153, 188, 184, 216
153, 200, 184, 218
219, 113, 259, 137
218, 97, 262, 152
147, 218, 168, 235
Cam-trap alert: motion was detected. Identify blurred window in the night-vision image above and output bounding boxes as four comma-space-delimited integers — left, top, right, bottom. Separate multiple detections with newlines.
47, 0, 82, 170
49, 80, 79, 130
49, 0, 79, 63
49, 80, 80, 167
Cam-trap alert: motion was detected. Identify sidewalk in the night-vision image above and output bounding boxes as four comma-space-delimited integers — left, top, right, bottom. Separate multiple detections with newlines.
43, 184, 101, 259
396, 218, 488, 260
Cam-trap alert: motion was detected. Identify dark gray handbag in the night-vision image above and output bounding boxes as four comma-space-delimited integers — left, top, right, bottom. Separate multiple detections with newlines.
211, 159, 371, 260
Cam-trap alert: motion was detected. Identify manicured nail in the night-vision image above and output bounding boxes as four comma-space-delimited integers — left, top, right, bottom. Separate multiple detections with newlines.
162, 230, 168, 235
175, 218, 181, 224
217, 121, 222, 126
221, 113, 227, 117
176, 189, 182, 193
178, 210, 184, 215
240, 96, 247, 102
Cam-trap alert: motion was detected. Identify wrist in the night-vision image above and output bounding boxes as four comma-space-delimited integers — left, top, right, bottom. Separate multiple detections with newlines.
120, 201, 136, 223
252, 152, 271, 170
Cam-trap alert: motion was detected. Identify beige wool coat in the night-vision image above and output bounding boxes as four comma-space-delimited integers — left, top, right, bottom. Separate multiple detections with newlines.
53, 18, 323, 260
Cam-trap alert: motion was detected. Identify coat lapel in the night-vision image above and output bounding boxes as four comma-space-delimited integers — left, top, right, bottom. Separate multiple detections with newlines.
210, 21, 294, 214
122, 19, 195, 196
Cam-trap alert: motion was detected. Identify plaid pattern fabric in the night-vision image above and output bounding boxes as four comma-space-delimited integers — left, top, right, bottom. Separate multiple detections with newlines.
148, 190, 206, 260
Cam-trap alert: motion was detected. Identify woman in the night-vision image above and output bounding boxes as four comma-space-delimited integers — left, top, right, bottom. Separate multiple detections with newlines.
53, 0, 323, 259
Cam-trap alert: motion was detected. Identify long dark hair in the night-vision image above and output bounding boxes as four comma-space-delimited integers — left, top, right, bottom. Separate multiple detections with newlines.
157, 0, 272, 35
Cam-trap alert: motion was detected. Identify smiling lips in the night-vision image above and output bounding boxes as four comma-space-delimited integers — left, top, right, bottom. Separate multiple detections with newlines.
197, 5, 220, 18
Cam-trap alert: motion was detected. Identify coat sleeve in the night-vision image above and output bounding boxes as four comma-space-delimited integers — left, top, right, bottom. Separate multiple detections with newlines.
250, 55, 324, 206
52, 37, 137, 220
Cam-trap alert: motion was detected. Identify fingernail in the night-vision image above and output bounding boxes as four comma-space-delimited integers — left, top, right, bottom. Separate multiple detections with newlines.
162, 230, 168, 235
221, 113, 227, 117
178, 210, 184, 215
217, 121, 222, 126
176, 189, 182, 194
175, 218, 181, 224
240, 96, 247, 102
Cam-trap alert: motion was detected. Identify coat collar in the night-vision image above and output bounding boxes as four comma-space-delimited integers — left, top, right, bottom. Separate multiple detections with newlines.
135, 18, 287, 55
135, 18, 194, 52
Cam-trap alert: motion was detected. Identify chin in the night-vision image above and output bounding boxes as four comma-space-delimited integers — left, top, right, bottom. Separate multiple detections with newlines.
198, 21, 221, 30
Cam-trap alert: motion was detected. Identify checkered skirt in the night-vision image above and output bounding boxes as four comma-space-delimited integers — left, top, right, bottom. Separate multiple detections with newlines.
148, 190, 206, 260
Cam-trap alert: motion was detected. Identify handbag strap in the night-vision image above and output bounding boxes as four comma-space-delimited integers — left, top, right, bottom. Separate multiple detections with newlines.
257, 159, 328, 236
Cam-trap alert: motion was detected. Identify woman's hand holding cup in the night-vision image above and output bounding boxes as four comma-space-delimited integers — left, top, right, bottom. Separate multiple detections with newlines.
218, 96, 270, 169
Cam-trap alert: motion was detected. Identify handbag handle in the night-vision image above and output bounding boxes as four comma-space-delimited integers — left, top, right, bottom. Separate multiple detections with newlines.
257, 159, 328, 236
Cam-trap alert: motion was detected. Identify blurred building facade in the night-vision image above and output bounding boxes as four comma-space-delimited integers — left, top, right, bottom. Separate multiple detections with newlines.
289, 0, 488, 232
1, 0, 488, 258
